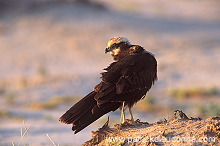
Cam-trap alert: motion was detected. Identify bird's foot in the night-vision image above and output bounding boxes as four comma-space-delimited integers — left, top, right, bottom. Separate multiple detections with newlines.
116, 119, 134, 128
116, 119, 149, 129
120, 119, 148, 126
121, 119, 133, 126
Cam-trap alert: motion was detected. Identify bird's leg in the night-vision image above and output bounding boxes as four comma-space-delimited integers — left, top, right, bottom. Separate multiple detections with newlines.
129, 107, 136, 125
120, 101, 125, 124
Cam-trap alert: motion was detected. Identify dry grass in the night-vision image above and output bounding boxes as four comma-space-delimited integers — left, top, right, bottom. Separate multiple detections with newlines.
12, 120, 60, 146
169, 86, 218, 99
134, 95, 155, 111
6, 92, 16, 105
134, 95, 172, 113
0, 109, 24, 122
27, 95, 78, 110
197, 105, 220, 117
0, 109, 11, 118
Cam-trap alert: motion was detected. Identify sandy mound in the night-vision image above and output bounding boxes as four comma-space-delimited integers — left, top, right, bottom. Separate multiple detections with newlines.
84, 110, 220, 146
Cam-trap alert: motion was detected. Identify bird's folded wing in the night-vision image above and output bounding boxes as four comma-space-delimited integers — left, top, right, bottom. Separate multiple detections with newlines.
94, 53, 157, 105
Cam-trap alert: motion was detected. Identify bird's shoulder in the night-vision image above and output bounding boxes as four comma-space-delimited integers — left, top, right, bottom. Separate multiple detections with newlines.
121, 46, 156, 67
100, 47, 156, 82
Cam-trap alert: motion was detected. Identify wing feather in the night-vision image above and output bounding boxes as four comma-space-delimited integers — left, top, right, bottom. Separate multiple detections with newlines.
94, 52, 157, 104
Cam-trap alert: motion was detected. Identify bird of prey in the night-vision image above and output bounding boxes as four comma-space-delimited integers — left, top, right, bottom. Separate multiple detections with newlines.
59, 37, 157, 134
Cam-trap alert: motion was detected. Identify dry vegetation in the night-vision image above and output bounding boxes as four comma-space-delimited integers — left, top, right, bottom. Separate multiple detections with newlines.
169, 86, 218, 99
11, 120, 59, 146
27, 95, 79, 110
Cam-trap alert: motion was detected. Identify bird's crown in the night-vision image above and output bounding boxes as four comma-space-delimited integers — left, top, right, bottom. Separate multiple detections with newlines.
107, 37, 131, 49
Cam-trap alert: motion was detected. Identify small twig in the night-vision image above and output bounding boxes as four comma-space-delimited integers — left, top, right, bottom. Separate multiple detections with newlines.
23, 120, 31, 146
20, 127, 22, 137
46, 134, 57, 146
12, 141, 15, 146
18, 127, 30, 146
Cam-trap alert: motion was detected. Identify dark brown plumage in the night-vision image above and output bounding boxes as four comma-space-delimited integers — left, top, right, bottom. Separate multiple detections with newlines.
59, 37, 157, 134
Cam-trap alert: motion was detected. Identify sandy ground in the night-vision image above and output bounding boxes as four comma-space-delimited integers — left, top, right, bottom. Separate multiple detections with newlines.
85, 111, 220, 146
0, 0, 220, 145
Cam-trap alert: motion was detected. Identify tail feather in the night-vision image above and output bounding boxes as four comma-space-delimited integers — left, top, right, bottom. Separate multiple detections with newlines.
59, 91, 96, 124
59, 91, 121, 134
73, 102, 120, 134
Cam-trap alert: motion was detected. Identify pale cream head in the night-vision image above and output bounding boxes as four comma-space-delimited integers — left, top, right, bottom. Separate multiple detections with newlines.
106, 37, 131, 49
105, 37, 131, 55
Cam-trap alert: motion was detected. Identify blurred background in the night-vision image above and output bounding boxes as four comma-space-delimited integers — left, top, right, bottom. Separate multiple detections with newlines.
0, 0, 220, 145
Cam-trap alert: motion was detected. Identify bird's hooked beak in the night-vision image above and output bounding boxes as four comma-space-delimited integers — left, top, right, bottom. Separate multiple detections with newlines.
105, 47, 113, 53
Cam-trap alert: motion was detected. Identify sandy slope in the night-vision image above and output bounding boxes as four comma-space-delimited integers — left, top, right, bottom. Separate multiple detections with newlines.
0, 0, 220, 145
84, 111, 220, 146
